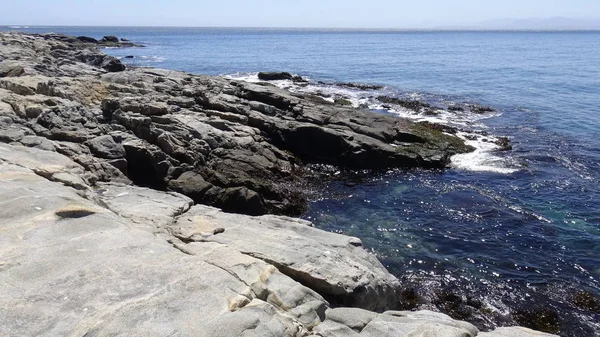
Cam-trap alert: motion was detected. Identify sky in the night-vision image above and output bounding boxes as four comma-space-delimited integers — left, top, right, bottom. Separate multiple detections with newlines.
1, 0, 600, 28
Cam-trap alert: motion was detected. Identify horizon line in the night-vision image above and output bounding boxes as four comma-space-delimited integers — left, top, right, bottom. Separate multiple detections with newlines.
3, 24, 600, 32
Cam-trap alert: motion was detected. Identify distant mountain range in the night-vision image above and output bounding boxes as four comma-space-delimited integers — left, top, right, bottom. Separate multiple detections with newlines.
439, 17, 600, 30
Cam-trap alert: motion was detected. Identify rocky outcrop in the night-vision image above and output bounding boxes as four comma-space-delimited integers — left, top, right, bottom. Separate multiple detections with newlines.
0, 31, 473, 216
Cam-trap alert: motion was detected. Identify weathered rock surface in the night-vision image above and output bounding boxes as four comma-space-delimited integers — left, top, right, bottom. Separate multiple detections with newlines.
169, 205, 400, 311
1, 31, 473, 216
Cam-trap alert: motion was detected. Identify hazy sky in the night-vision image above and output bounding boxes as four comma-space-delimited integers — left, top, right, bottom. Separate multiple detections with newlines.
2, 0, 600, 28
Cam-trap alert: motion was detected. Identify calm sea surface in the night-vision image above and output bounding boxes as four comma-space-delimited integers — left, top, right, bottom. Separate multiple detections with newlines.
4, 26, 599, 335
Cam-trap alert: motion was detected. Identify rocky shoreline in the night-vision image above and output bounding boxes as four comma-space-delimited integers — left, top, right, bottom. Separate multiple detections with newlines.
0, 32, 557, 336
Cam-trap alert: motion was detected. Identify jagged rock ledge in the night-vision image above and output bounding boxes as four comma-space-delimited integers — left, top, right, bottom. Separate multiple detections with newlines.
0, 32, 557, 336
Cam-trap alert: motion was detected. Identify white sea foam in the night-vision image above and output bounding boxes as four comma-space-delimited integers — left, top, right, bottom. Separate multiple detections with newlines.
225, 72, 519, 174
451, 132, 519, 174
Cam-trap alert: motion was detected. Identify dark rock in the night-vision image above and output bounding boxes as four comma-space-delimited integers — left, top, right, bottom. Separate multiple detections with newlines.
571, 290, 600, 313
122, 140, 172, 189
513, 307, 561, 334
85, 135, 126, 159
101, 57, 126, 72
495, 136, 512, 151
448, 105, 464, 112
76, 36, 98, 43
338, 82, 384, 90
217, 186, 267, 216
377, 96, 431, 112
469, 104, 495, 114
101, 36, 119, 43
334, 98, 353, 106
258, 72, 294, 81
101, 99, 121, 121
168, 171, 214, 202
120, 38, 130, 42
124, 55, 135, 59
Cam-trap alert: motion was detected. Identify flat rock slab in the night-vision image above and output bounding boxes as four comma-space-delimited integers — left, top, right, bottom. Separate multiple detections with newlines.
170, 205, 401, 311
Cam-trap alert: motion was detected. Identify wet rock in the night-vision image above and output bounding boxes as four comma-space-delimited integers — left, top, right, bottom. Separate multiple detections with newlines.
77, 36, 98, 43
480, 327, 559, 336
258, 71, 294, 81
469, 104, 495, 114
101, 35, 119, 43
513, 308, 561, 335
495, 136, 513, 151
377, 95, 431, 112
337, 82, 384, 90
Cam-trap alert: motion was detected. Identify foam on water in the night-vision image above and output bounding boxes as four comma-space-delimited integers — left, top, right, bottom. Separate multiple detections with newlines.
226, 72, 519, 174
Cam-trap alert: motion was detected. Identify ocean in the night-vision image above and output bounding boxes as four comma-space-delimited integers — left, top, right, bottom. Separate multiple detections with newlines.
3, 26, 599, 336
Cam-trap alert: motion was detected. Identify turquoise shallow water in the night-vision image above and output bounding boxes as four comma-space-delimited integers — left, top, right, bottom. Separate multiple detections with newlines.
3, 26, 599, 335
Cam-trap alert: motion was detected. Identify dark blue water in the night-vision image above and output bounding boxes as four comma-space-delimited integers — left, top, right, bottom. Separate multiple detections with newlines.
4, 26, 599, 335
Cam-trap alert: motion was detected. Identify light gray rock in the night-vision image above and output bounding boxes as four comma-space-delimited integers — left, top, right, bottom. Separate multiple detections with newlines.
359, 310, 478, 337
170, 205, 401, 311
325, 307, 378, 331
95, 182, 193, 230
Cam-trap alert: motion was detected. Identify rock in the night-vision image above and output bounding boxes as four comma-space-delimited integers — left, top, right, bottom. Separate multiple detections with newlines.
495, 136, 513, 151
217, 186, 267, 216
479, 327, 559, 336
101, 57, 126, 72
168, 171, 214, 202
76, 36, 98, 43
124, 55, 135, 59
121, 38, 130, 42
96, 182, 193, 229
377, 95, 432, 112
101, 35, 119, 43
337, 82, 384, 90
85, 135, 126, 159
258, 71, 294, 81
101, 98, 120, 120
0, 64, 25, 77
24, 105, 43, 118
170, 205, 401, 311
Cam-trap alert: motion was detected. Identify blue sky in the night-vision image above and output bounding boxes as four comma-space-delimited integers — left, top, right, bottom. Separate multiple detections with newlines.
1, 0, 600, 28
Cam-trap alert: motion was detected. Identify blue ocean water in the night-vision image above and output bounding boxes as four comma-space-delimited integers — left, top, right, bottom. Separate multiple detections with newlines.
3, 26, 599, 335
